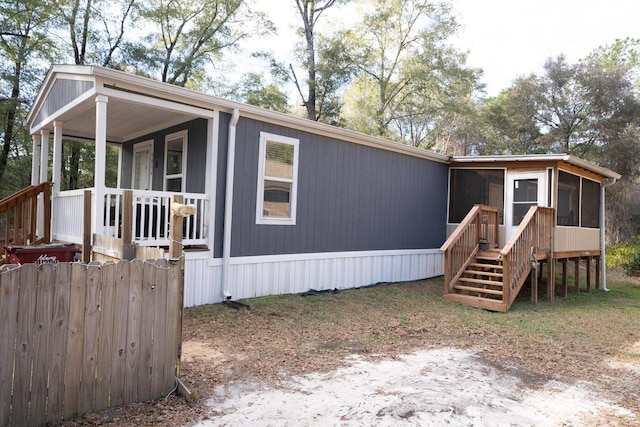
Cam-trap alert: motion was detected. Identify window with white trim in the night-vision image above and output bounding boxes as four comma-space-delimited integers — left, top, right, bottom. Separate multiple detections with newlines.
164, 130, 187, 192
256, 132, 299, 225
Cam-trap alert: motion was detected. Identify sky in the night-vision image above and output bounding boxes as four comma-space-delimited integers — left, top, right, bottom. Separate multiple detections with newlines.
244, 0, 640, 98
450, 0, 640, 95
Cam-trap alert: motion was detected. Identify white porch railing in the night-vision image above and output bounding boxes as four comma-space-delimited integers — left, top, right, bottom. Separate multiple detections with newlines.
52, 188, 209, 247
52, 189, 86, 244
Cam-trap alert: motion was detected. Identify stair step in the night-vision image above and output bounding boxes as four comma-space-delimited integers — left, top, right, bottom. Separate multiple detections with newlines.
463, 269, 504, 278
453, 284, 503, 296
478, 249, 502, 257
468, 262, 503, 270
476, 255, 502, 263
444, 293, 507, 312
459, 277, 504, 287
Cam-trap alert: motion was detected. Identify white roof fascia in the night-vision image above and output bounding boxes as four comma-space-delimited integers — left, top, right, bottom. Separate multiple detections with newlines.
85, 65, 451, 164
25, 65, 97, 126
451, 154, 621, 180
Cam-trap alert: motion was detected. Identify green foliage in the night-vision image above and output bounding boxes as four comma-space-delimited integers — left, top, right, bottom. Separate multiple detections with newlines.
286, 0, 352, 123
340, 0, 481, 149
607, 238, 640, 277
235, 72, 289, 112
133, 0, 268, 87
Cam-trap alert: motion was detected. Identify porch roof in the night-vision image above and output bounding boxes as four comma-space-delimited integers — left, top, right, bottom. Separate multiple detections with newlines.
450, 154, 621, 181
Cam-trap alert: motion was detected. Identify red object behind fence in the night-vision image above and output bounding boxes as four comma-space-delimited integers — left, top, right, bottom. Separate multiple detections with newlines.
4, 243, 80, 265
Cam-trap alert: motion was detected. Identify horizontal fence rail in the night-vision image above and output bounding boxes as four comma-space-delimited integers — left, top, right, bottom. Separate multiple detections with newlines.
0, 259, 182, 426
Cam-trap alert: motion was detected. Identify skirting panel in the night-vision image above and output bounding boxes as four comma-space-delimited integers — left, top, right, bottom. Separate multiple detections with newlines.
183, 249, 444, 307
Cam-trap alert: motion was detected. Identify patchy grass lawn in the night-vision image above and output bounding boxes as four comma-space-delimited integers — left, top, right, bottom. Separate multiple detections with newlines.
63, 272, 640, 426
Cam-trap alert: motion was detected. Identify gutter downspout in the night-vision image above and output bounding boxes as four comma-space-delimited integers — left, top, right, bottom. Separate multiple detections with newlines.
600, 177, 617, 291
222, 108, 240, 300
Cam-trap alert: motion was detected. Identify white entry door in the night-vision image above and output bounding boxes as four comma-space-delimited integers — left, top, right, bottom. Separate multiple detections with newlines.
505, 171, 547, 241
133, 141, 153, 190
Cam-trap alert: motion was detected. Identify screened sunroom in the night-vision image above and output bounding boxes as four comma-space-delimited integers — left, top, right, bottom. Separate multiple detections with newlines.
446, 154, 619, 256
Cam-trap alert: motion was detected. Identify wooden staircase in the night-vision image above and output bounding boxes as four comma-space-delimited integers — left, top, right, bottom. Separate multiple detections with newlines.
441, 204, 554, 312
444, 248, 508, 312
0, 182, 52, 263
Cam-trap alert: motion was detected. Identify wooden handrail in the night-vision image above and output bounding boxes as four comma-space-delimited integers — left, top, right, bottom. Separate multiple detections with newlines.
440, 204, 499, 293
0, 182, 51, 213
0, 182, 52, 262
500, 206, 554, 307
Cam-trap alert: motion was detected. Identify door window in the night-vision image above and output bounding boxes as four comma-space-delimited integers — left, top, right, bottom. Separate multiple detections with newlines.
164, 131, 187, 192
133, 141, 153, 190
512, 179, 538, 225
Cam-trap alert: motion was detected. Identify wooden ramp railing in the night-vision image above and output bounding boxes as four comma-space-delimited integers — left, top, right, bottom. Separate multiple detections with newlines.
0, 183, 52, 262
441, 205, 554, 312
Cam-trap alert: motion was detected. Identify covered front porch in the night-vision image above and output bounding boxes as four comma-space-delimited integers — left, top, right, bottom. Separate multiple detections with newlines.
25, 66, 219, 258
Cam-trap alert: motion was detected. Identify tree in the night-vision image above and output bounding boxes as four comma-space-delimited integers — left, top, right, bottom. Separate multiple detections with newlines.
341, 0, 478, 145
287, 0, 352, 122
389, 44, 482, 150
134, 0, 268, 88
479, 55, 640, 159
0, 0, 57, 189
475, 87, 543, 155
54, 0, 136, 68
234, 72, 290, 112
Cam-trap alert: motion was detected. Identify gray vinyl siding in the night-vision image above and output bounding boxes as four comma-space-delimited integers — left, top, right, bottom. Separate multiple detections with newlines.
228, 117, 448, 257
33, 79, 94, 127
121, 118, 208, 193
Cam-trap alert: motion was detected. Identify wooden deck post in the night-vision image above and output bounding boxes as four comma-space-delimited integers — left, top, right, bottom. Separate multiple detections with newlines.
531, 260, 538, 305
573, 257, 580, 292
82, 190, 92, 263
561, 259, 568, 298
547, 256, 555, 302
595, 256, 601, 290
169, 195, 184, 261
121, 190, 135, 260
168, 194, 192, 387
586, 256, 592, 292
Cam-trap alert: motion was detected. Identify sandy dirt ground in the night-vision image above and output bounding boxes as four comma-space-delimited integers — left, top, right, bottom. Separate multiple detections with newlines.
192, 347, 638, 427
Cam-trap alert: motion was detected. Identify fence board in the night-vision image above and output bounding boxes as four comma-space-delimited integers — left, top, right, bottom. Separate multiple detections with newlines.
0, 259, 182, 426
95, 262, 116, 412
63, 263, 88, 419
152, 259, 169, 395
124, 260, 143, 404
13, 264, 37, 426
165, 264, 181, 386
80, 264, 102, 414
30, 264, 55, 426
0, 266, 20, 426
48, 263, 72, 423
138, 261, 156, 402
110, 261, 130, 408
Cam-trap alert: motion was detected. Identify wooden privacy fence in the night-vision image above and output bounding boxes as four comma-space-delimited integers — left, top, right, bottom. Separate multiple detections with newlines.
0, 259, 183, 427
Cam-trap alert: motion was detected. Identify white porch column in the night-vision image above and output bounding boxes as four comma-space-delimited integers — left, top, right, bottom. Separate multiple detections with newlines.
38, 130, 50, 240
40, 130, 50, 183
31, 133, 41, 185
52, 121, 63, 194
94, 95, 108, 236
